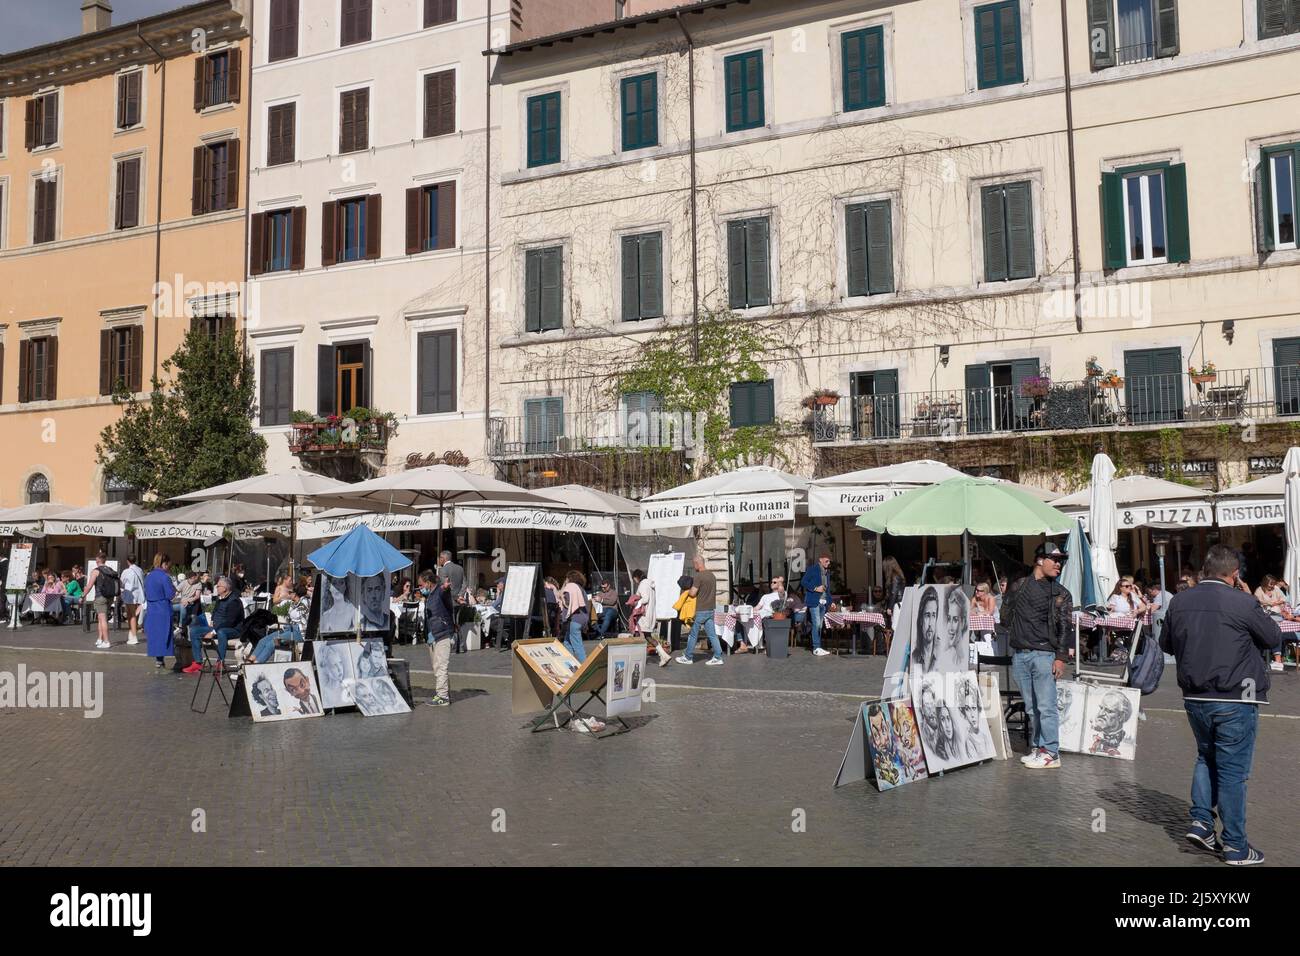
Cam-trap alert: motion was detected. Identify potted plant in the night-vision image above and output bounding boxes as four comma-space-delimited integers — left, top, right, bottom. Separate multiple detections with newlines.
1085, 356, 1104, 378
801, 388, 841, 409
1188, 361, 1217, 385
1021, 368, 1052, 397
1097, 370, 1124, 389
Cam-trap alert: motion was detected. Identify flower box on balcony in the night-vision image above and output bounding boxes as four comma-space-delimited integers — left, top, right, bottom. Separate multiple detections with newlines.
1190, 373, 1218, 386
1096, 378, 1124, 390
815, 396, 839, 406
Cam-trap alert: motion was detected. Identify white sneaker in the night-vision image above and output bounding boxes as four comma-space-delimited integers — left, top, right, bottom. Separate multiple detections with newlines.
1019, 748, 1042, 766
1025, 751, 1061, 769
813, 647, 831, 657
674, 655, 693, 665
126, 637, 139, 645
571, 718, 591, 733
1270, 661, 1284, 672
705, 657, 724, 666
96, 640, 110, 649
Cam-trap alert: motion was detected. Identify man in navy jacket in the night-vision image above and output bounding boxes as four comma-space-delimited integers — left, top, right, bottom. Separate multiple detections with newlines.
1162, 545, 1281, 865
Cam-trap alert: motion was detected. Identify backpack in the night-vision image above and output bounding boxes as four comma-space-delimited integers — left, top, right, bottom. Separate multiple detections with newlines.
95, 565, 120, 600
1127, 627, 1165, 696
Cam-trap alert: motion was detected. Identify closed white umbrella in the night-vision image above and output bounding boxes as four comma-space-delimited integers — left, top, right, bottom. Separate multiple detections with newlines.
1283, 448, 1300, 599
1089, 453, 1120, 599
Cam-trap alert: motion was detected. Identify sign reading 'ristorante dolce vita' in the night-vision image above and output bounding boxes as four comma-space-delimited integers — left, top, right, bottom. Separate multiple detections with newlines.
454, 507, 617, 536
639, 492, 796, 530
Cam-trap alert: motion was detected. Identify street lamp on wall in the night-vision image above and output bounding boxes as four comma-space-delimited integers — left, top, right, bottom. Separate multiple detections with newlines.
939, 345, 951, 368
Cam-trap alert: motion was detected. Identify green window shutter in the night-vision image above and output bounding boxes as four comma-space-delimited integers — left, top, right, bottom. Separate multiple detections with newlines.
1272, 336, 1300, 414
982, 186, 1008, 282
544, 94, 561, 164
540, 247, 563, 330
976, 2, 1021, 88
965, 363, 992, 434
1125, 348, 1183, 423
1164, 163, 1190, 263
1004, 181, 1035, 279
725, 51, 763, 131
621, 74, 657, 150
872, 368, 900, 438
842, 27, 885, 111
998, 2, 1023, 82
525, 249, 542, 331
620, 235, 639, 320
745, 52, 764, 128
865, 200, 894, 294
845, 204, 868, 296
527, 93, 560, 167
1154, 0, 1179, 58
1101, 172, 1127, 269
745, 218, 771, 307
526, 96, 542, 167
975, 7, 999, 88
727, 220, 747, 310
729, 382, 749, 427
1010, 357, 1040, 417
1258, 155, 1275, 253
753, 380, 775, 426
1088, 0, 1116, 70
639, 232, 663, 318
864, 28, 885, 107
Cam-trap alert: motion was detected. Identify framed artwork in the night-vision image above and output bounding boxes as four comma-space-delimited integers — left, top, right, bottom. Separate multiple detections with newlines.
911, 670, 995, 774
245, 662, 324, 722
357, 573, 391, 632
350, 676, 411, 717
319, 575, 359, 635
1056, 680, 1088, 753
1082, 684, 1140, 760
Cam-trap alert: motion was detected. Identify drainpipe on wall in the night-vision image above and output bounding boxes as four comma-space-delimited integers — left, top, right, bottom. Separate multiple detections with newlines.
242, 3, 255, 345
1060, 0, 1083, 334
674, 11, 701, 362
137, 25, 166, 380
484, 0, 494, 455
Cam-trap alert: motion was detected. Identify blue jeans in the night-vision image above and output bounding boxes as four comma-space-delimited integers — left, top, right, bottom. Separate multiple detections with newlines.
595, 606, 618, 635
682, 612, 722, 662
565, 617, 587, 663
1184, 700, 1259, 853
1012, 649, 1060, 755
189, 623, 239, 662
808, 602, 826, 651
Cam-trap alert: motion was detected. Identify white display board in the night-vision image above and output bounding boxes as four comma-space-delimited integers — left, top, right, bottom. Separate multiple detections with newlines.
500, 563, 539, 619
5, 544, 33, 592
606, 643, 647, 718
646, 551, 685, 621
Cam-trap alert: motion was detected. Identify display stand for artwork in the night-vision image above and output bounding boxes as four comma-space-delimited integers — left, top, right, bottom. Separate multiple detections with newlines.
513, 637, 642, 736
5, 543, 33, 630
500, 562, 547, 639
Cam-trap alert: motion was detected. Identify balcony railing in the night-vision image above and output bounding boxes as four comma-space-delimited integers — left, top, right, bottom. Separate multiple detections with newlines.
489, 410, 696, 458
812, 366, 1300, 445
289, 419, 391, 455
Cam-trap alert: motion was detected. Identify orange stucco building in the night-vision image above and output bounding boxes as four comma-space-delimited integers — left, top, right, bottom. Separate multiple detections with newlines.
0, 0, 250, 510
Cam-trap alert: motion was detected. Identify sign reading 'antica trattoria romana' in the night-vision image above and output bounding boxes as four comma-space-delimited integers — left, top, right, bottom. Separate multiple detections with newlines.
639, 493, 796, 530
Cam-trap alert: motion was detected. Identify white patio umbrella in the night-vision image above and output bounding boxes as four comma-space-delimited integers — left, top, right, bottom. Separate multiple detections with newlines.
1282, 448, 1300, 600
1088, 453, 1120, 599
310, 464, 552, 555
43, 502, 156, 538
0, 502, 74, 536
807, 459, 967, 516
1215, 472, 1284, 528
131, 500, 291, 540
171, 468, 359, 576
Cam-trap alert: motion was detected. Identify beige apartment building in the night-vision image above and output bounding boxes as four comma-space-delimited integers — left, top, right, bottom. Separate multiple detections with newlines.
488, 0, 1300, 583
0, 0, 250, 513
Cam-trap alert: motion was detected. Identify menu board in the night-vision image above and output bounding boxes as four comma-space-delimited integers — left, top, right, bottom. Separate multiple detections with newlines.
5, 543, 33, 592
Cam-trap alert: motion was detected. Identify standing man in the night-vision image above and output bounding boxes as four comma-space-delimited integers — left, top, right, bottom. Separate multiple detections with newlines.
1004, 542, 1073, 769
1162, 545, 1280, 865
675, 554, 723, 666
120, 555, 145, 646
800, 553, 834, 657
437, 551, 465, 603
420, 569, 455, 706
85, 553, 119, 650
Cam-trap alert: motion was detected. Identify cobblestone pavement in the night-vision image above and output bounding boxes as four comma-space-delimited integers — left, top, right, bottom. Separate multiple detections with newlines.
0, 624, 1296, 866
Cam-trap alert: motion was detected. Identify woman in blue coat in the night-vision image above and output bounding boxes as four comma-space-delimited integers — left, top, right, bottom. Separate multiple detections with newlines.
143, 554, 177, 669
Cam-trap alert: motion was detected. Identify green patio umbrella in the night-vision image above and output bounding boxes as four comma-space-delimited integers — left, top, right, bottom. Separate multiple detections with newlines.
856, 477, 1073, 536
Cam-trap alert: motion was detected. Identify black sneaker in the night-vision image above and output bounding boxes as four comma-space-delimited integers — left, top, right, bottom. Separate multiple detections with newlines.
1185, 822, 1222, 854
1222, 844, 1265, 866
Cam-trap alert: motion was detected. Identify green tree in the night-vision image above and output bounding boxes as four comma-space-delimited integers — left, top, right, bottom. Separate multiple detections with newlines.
96, 328, 267, 502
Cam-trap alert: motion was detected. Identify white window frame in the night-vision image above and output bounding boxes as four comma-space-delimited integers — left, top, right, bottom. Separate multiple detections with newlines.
335, 80, 374, 156
27, 165, 62, 244
1121, 169, 1169, 266
262, 94, 301, 168
960, 0, 1034, 94
719, 207, 779, 316
518, 237, 571, 334
828, 13, 894, 117
833, 189, 903, 302
612, 222, 672, 323
1244, 0, 1300, 46
29, 88, 62, 152
107, 148, 148, 233
0, 97, 9, 158
416, 62, 460, 141
609, 60, 668, 158
114, 67, 147, 133
1269, 150, 1298, 251
406, 308, 465, 422
713, 37, 775, 140
518, 81, 569, 172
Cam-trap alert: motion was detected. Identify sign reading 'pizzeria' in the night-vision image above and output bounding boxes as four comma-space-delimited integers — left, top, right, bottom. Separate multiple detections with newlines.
808, 486, 907, 516
639, 492, 795, 530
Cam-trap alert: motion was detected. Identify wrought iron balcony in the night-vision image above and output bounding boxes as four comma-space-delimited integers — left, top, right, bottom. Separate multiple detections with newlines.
811, 366, 1300, 446
488, 410, 698, 459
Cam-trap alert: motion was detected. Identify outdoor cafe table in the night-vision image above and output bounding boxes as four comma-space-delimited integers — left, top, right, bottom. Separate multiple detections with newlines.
1074, 611, 1138, 661
968, 613, 997, 633
823, 610, 886, 655
22, 593, 65, 620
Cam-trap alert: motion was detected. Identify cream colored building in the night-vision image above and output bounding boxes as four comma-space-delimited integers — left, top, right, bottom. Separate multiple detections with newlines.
488, 0, 1300, 588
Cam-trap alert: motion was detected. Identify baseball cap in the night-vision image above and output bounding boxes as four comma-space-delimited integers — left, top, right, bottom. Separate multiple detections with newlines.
1035, 541, 1069, 562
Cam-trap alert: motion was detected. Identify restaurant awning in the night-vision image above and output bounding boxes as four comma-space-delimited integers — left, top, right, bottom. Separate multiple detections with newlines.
43, 502, 155, 538
454, 484, 640, 536
0, 503, 74, 536
1215, 472, 1284, 527
1052, 475, 1214, 530
639, 466, 808, 530
130, 500, 291, 540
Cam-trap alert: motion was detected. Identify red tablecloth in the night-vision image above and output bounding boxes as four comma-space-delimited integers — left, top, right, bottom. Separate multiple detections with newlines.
712, 610, 737, 630
1075, 612, 1137, 632
824, 611, 885, 628
1279, 619, 1300, 633
968, 614, 997, 631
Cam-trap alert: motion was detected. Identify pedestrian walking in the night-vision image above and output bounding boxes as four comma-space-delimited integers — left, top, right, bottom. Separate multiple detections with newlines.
630, 569, 671, 666
800, 553, 834, 657
559, 570, 589, 663
1161, 545, 1281, 865
1003, 541, 1073, 769
676, 555, 723, 666
420, 570, 454, 706
143, 554, 176, 669
120, 555, 145, 645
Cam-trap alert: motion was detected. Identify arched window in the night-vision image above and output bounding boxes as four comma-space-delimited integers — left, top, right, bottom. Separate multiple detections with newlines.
26, 473, 50, 504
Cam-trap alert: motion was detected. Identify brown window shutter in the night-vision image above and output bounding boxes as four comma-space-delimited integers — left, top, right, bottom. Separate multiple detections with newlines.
194, 56, 206, 111
339, 92, 353, 153
437, 181, 456, 250
438, 71, 455, 136
405, 187, 422, 254
45, 179, 58, 241
365, 194, 382, 260
422, 74, 435, 138
0, 343, 4, 403
114, 162, 126, 228
291, 206, 306, 269
224, 138, 240, 210
18, 340, 30, 403
227, 48, 242, 104
24, 99, 37, 150
129, 71, 141, 125
45, 337, 58, 401
192, 146, 206, 215
249, 211, 267, 276
99, 330, 113, 394
129, 327, 144, 392
116, 76, 127, 128
284, 105, 296, 162
356, 90, 369, 150
321, 201, 338, 266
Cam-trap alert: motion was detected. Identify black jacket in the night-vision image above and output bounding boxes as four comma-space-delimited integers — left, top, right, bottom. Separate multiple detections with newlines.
424, 585, 455, 642
1004, 574, 1073, 661
1161, 579, 1281, 704
211, 593, 245, 632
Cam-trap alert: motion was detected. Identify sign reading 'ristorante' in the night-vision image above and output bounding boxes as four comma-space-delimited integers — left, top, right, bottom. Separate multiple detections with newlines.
454, 507, 616, 535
